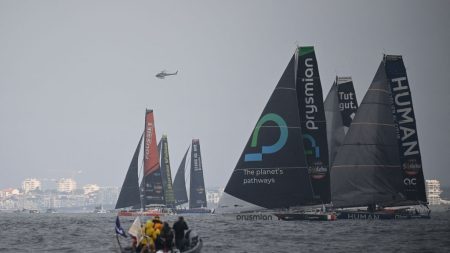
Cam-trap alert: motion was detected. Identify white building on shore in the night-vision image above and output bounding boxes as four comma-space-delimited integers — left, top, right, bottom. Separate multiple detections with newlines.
22, 178, 41, 193
57, 178, 77, 193
425, 179, 442, 205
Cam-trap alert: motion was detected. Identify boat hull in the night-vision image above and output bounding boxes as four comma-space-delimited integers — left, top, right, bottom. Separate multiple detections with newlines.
176, 208, 211, 214
117, 210, 162, 217
336, 210, 431, 220
274, 212, 336, 221
115, 235, 202, 253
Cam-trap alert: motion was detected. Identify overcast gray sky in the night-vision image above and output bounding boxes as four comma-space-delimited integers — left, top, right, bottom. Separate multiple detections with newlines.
1, 0, 449, 190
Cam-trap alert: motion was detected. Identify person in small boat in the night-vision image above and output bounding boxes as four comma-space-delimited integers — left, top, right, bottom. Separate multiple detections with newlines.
160, 222, 174, 251
139, 220, 159, 253
152, 215, 162, 225
173, 216, 189, 250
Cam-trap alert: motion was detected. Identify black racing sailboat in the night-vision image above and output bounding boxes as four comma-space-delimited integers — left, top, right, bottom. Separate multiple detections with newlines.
324, 76, 359, 165
218, 47, 335, 220
115, 109, 166, 217
331, 55, 429, 219
173, 139, 211, 214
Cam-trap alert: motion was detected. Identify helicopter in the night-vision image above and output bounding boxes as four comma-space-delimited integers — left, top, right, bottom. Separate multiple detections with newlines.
156, 70, 178, 79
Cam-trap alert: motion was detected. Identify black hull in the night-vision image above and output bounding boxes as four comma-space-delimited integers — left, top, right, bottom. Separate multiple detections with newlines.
274, 212, 336, 221
336, 210, 430, 220
116, 237, 202, 253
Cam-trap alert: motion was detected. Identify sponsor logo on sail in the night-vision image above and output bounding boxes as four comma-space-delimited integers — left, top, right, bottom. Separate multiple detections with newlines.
303, 134, 327, 179
404, 178, 417, 186
403, 159, 422, 176
145, 122, 153, 160
244, 113, 288, 162
302, 57, 319, 130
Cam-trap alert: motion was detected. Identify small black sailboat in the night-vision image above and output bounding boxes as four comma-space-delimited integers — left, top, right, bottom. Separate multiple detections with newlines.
116, 110, 166, 217
173, 139, 211, 214
331, 55, 430, 220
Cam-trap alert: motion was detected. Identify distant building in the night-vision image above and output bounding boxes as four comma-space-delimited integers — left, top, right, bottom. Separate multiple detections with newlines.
22, 178, 41, 193
206, 187, 224, 207
206, 191, 220, 204
83, 184, 100, 195
0, 188, 20, 198
57, 178, 77, 193
97, 187, 120, 205
426, 179, 442, 205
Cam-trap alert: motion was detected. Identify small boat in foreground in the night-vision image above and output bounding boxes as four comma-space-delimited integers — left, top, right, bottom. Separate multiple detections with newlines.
115, 216, 202, 253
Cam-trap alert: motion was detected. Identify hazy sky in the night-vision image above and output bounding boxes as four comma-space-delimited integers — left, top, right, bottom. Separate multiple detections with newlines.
1, 0, 449, 190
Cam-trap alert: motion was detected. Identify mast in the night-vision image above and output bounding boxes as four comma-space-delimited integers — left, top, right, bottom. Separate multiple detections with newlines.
296, 46, 330, 204
141, 109, 165, 207
220, 50, 314, 212
384, 55, 427, 203
189, 139, 207, 209
331, 62, 405, 208
115, 134, 143, 209
159, 135, 176, 207
173, 147, 189, 206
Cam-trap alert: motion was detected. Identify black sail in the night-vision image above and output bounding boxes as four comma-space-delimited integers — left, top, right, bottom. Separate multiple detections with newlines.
331, 62, 406, 208
297, 47, 330, 204
115, 134, 143, 209
173, 147, 189, 206
324, 81, 345, 166
384, 55, 427, 203
173, 148, 189, 205
324, 77, 359, 165
159, 135, 176, 207
336, 77, 359, 130
223, 53, 315, 209
189, 139, 207, 208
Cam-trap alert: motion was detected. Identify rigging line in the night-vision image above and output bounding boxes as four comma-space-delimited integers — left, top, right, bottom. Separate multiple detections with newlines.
276, 87, 296, 91
367, 88, 390, 94
185, 145, 191, 202
257, 126, 302, 129
350, 122, 396, 127
332, 164, 400, 168
234, 166, 308, 172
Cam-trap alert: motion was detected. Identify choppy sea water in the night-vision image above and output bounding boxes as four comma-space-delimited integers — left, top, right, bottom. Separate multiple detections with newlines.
0, 211, 449, 253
